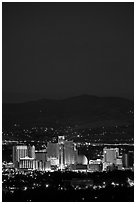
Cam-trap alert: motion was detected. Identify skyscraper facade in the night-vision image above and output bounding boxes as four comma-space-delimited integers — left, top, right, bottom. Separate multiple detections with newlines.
103, 148, 119, 164
64, 141, 77, 166
13, 145, 28, 167
103, 147, 120, 171
46, 142, 59, 159
59, 142, 65, 169
46, 136, 78, 170
122, 151, 134, 168
13, 145, 36, 168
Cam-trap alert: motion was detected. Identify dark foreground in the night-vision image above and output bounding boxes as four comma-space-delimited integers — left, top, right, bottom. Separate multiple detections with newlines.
3, 170, 134, 202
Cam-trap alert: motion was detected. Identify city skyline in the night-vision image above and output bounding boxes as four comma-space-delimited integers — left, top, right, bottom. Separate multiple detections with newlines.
11, 136, 134, 172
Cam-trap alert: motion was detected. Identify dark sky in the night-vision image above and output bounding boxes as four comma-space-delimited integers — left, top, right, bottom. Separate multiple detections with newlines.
3, 2, 134, 102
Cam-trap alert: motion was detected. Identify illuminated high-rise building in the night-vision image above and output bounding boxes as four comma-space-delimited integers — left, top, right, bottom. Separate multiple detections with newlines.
13, 145, 36, 168
122, 153, 128, 168
47, 142, 59, 159
46, 136, 78, 170
58, 136, 65, 170
58, 136, 78, 169
46, 142, 59, 167
103, 148, 119, 164
122, 151, 134, 168
13, 145, 28, 167
64, 141, 77, 166
103, 147, 120, 171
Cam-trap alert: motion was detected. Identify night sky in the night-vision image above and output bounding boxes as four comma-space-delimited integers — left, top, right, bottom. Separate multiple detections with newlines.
3, 2, 134, 102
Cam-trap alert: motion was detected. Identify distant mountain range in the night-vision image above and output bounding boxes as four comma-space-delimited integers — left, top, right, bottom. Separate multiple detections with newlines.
2, 95, 134, 129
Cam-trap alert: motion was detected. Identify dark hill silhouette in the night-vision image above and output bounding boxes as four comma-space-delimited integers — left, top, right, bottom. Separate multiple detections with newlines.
2, 95, 133, 128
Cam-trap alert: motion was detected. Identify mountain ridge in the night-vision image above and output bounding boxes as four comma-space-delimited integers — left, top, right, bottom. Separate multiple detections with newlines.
2, 95, 133, 129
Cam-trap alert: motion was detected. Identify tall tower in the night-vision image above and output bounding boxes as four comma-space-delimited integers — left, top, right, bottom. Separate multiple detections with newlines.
58, 136, 65, 170
64, 141, 77, 166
